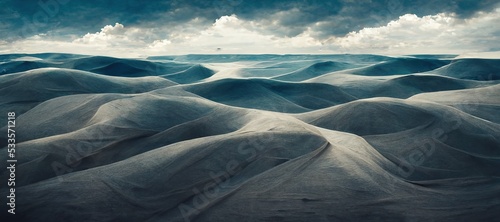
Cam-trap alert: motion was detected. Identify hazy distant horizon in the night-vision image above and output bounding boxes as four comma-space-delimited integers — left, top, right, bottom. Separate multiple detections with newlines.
4, 52, 500, 61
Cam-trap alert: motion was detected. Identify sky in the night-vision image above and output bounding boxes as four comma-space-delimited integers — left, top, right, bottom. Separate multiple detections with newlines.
0, 0, 499, 57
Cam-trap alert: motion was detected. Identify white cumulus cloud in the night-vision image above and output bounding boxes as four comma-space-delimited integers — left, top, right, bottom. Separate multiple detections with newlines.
74, 23, 126, 44
332, 9, 500, 54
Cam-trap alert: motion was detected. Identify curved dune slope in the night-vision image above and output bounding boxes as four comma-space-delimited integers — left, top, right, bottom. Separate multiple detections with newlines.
347, 58, 450, 76
273, 61, 357, 81
163, 64, 216, 84
433, 59, 500, 80
0, 68, 176, 116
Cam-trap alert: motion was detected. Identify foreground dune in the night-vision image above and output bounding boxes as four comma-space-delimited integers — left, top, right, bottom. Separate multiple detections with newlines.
1, 53, 499, 221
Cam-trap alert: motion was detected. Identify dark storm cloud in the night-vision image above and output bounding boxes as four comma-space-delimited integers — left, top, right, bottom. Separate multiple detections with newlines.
1, 0, 499, 40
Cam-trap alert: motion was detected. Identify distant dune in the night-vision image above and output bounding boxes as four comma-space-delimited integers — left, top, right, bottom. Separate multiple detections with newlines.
346, 57, 451, 76
163, 64, 216, 84
432, 58, 500, 80
1, 53, 499, 221
273, 61, 358, 81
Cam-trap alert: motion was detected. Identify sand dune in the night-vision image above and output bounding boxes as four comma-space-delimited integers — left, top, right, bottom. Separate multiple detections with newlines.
0, 68, 175, 117
410, 84, 500, 123
433, 58, 500, 80
1, 53, 499, 221
273, 61, 358, 81
163, 64, 216, 84
298, 98, 500, 180
182, 78, 357, 112
0, 55, 196, 77
344, 57, 451, 76
308, 73, 496, 99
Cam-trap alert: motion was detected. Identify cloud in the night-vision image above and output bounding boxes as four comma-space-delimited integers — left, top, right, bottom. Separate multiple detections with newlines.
152, 15, 324, 54
149, 39, 171, 49
332, 8, 500, 54
73, 23, 127, 44
71, 22, 172, 50
0, 22, 160, 57
0, 16, 328, 56
2, 0, 500, 41
1, 6, 499, 56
